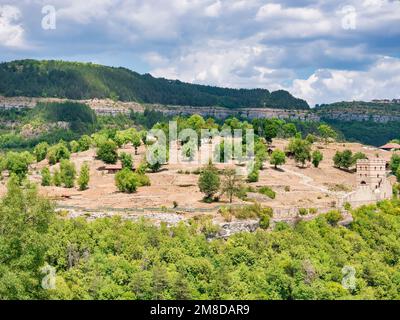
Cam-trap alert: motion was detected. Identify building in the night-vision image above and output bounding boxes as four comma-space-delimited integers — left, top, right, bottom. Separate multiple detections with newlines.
379, 143, 400, 151
339, 158, 393, 208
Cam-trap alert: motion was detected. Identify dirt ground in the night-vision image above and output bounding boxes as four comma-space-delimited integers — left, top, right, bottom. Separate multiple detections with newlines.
0, 139, 396, 218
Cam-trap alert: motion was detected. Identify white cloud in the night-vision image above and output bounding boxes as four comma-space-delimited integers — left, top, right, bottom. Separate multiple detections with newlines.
290, 57, 400, 106
0, 5, 25, 47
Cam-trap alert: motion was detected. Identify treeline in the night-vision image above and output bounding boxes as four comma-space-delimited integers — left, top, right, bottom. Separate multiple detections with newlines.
1, 179, 399, 300
0, 60, 309, 109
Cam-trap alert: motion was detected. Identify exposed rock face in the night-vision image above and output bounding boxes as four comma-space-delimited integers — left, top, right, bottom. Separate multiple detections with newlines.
215, 220, 260, 239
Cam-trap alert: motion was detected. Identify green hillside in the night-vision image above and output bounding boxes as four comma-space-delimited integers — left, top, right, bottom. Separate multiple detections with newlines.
0, 60, 309, 109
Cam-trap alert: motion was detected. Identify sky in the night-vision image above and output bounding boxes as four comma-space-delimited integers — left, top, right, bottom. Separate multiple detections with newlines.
0, 0, 399, 106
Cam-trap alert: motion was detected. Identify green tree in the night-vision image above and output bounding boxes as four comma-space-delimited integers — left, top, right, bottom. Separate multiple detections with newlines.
270, 149, 286, 169
60, 159, 76, 188
69, 140, 80, 153
41, 167, 51, 186
34, 142, 49, 162
5, 152, 34, 182
312, 150, 324, 168
132, 133, 142, 155
220, 169, 242, 203
97, 139, 118, 164
47, 142, 70, 165
52, 169, 62, 187
283, 123, 297, 138
198, 161, 221, 202
333, 150, 353, 170
78, 135, 92, 151
390, 154, 400, 175
115, 168, 139, 193
318, 124, 337, 143
78, 162, 90, 191
120, 152, 133, 170
288, 138, 311, 167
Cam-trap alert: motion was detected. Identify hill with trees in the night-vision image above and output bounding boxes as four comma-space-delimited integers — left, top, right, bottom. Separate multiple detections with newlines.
0, 60, 309, 110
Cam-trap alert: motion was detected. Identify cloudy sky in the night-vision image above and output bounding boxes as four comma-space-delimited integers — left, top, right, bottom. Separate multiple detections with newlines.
0, 0, 399, 106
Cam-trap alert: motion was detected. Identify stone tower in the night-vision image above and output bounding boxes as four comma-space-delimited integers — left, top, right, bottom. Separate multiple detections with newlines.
356, 158, 387, 189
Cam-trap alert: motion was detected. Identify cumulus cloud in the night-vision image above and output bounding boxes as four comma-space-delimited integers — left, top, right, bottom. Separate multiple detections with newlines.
0, 5, 25, 47
290, 57, 400, 106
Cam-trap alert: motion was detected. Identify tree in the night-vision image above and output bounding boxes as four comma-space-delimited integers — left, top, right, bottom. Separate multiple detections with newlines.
312, 150, 324, 168
283, 123, 297, 138
132, 133, 142, 155
70, 140, 80, 153
390, 154, 400, 175
47, 142, 70, 165
120, 152, 133, 170
396, 166, 400, 183
5, 152, 32, 182
198, 161, 221, 202
52, 169, 62, 186
78, 162, 90, 191
182, 141, 197, 161
34, 142, 49, 162
0, 177, 54, 299
97, 139, 118, 164
287, 138, 311, 167
60, 159, 76, 188
78, 135, 92, 151
220, 169, 242, 203
41, 167, 51, 186
270, 149, 286, 169
115, 168, 139, 193
333, 150, 353, 170
318, 124, 337, 143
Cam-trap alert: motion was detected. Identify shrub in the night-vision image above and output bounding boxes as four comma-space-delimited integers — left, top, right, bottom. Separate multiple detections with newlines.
70, 140, 80, 153
97, 140, 118, 164
325, 210, 343, 226
258, 186, 276, 199
134, 173, 151, 187
309, 208, 318, 215
312, 150, 323, 168
78, 162, 90, 191
52, 169, 62, 187
247, 168, 259, 183
78, 135, 93, 151
120, 152, 133, 170
34, 142, 49, 162
344, 202, 352, 212
47, 142, 70, 165
259, 214, 271, 230
41, 167, 51, 186
298, 208, 309, 216
60, 159, 76, 188
115, 168, 139, 193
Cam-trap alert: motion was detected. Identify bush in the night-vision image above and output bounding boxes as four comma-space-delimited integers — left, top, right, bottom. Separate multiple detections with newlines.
120, 152, 133, 170
97, 140, 118, 164
47, 142, 70, 165
78, 135, 92, 151
34, 142, 49, 162
270, 149, 286, 169
60, 159, 76, 188
41, 167, 51, 186
258, 186, 276, 199
115, 168, 139, 193
298, 208, 309, 216
52, 169, 62, 187
134, 173, 151, 187
312, 150, 323, 168
69, 140, 80, 153
309, 208, 318, 215
259, 214, 271, 230
78, 162, 90, 191
325, 210, 343, 226
247, 168, 259, 183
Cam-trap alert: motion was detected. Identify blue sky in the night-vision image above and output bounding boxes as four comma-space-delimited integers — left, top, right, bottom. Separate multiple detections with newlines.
0, 0, 399, 106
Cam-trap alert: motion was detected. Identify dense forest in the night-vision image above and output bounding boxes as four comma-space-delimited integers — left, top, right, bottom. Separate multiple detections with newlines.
1, 179, 399, 300
0, 60, 309, 109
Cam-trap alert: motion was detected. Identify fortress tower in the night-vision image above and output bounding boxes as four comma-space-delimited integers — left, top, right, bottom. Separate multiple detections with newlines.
356, 158, 387, 189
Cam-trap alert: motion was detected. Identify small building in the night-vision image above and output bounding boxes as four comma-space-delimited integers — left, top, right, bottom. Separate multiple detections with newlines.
379, 143, 400, 151
339, 158, 392, 208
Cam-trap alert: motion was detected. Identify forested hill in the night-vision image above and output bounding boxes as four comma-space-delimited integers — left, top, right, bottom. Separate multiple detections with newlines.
0, 60, 309, 110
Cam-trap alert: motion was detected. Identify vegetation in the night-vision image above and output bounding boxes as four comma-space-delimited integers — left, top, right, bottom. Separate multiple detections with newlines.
47, 142, 70, 165
312, 150, 324, 168
220, 169, 242, 203
78, 163, 90, 191
60, 160, 76, 188
198, 161, 221, 202
258, 186, 276, 199
120, 152, 133, 170
333, 150, 366, 170
97, 140, 118, 164
115, 168, 139, 193
0, 60, 309, 109
270, 149, 286, 169
41, 167, 51, 186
